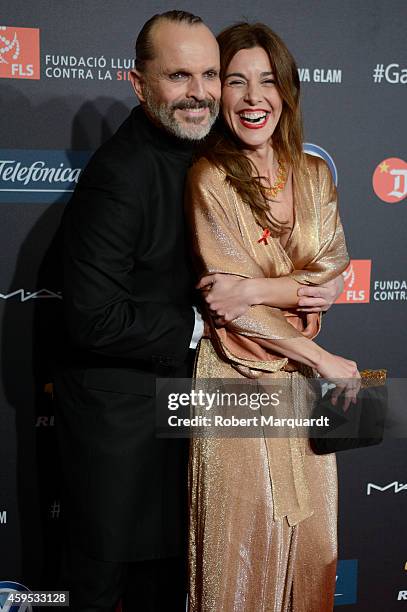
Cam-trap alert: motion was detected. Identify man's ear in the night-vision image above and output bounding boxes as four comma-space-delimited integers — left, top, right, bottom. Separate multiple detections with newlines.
129, 69, 146, 102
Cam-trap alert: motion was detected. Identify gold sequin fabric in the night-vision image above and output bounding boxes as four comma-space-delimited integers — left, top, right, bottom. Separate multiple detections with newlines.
185, 155, 349, 611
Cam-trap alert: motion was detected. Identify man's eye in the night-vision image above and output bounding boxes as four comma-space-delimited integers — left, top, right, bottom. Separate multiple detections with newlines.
204, 71, 219, 79
169, 73, 188, 80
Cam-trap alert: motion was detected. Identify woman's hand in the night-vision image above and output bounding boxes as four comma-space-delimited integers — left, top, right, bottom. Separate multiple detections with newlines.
315, 351, 361, 411
197, 273, 252, 325
297, 276, 344, 313
197, 274, 345, 321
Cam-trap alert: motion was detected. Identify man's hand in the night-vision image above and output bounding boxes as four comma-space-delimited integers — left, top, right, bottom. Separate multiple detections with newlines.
296, 275, 344, 313
197, 273, 251, 325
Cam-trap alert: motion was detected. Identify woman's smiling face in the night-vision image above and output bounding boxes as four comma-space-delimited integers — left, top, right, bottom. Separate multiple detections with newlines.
221, 46, 283, 150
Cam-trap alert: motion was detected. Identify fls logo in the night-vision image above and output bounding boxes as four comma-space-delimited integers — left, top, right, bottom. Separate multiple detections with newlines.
336, 260, 372, 304
0, 26, 40, 80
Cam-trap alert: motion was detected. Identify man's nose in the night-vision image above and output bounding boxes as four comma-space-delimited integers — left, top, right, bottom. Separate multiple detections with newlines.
186, 77, 206, 100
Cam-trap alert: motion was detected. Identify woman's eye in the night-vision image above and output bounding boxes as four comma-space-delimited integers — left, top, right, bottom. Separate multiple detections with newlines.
227, 80, 245, 86
262, 79, 276, 85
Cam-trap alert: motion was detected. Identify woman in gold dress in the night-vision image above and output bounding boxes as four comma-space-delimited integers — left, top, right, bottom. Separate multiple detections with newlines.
185, 22, 360, 612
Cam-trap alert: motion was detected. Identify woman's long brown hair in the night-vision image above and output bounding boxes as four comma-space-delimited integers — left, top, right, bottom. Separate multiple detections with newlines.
198, 22, 304, 234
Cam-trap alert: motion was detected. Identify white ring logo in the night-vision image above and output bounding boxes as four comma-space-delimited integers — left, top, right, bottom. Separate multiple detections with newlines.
303, 143, 338, 186
0, 582, 32, 612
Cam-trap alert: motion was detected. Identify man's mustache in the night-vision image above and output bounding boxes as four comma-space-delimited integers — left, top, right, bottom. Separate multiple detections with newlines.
171, 99, 217, 111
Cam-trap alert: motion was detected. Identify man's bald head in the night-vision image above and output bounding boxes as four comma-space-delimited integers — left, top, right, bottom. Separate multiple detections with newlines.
135, 10, 204, 73
131, 11, 220, 140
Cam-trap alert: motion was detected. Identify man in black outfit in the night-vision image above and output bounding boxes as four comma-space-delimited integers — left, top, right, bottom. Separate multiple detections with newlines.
54, 11, 220, 612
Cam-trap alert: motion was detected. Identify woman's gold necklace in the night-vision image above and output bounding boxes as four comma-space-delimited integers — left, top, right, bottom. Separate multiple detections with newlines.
263, 159, 288, 199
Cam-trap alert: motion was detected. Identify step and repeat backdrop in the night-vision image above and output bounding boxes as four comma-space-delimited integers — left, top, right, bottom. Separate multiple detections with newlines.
0, 1, 406, 610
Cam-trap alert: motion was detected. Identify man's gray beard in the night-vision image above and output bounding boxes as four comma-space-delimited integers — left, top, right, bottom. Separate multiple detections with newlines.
143, 85, 219, 141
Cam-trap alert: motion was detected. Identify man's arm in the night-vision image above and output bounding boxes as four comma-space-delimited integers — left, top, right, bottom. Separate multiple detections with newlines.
62, 154, 194, 364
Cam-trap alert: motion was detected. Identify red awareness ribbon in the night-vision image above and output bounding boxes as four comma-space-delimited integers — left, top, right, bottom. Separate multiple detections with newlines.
257, 228, 271, 245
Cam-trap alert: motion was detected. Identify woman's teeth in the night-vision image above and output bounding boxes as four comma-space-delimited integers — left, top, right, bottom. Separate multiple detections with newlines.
239, 111, 267, 123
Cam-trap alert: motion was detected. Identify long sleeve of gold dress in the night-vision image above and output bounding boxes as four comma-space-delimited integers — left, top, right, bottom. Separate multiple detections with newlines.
185, 154, 349, 612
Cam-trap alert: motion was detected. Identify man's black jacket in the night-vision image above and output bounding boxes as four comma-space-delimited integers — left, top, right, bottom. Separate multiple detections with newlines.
61, 105, 195, 370
55, 106, 196, 561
